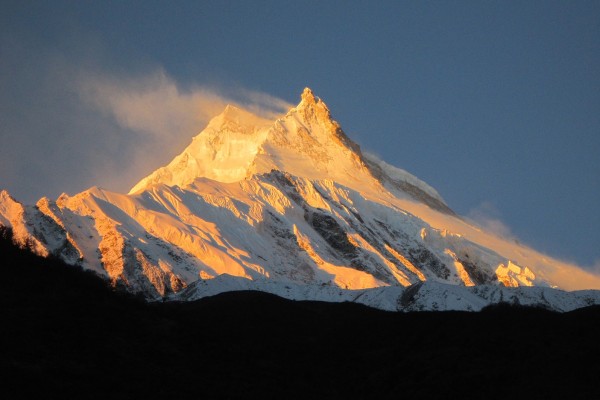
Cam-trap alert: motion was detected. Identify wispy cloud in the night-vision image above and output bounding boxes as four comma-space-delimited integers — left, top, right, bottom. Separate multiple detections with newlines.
464, 201, 600, 288
236, 87, 295, 118
79, 70, 227, 140
466, 201, 515, 240
0, 40, 293, 204
78, 69, 292, 140
75, 68, 293, 193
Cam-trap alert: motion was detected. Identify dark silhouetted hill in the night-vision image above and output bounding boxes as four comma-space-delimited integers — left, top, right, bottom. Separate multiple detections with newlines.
1, 226, 599, 399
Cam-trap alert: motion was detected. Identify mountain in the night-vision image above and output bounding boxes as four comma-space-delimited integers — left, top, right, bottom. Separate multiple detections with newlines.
1, 88, 599, 310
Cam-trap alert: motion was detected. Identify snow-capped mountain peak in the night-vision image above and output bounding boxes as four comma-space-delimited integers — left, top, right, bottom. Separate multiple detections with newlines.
2, 88, 600, 312
299, 87, 317, 105
293, 87, 337, 128
288, 87, 361, 153
207, 104, 271, 131
130, 87, 373, 195
128, 103, 272, 193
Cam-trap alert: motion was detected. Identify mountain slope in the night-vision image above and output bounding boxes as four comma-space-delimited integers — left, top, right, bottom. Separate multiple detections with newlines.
1, 88, 599, 310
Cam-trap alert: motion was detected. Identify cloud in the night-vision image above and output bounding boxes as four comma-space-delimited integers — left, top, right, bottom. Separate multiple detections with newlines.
236, 88, 295, 118
74, 68, 293, 195
464, 201, 600, 288
466, 201, 515, 240
542, 258, 600, 291
0, 34, 293, 204
79, 71, 226, 140
79, 70, 293, 138
79, 69, 292, 140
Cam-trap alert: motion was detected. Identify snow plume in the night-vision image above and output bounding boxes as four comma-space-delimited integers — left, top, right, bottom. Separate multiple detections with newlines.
79, 71, 229, 141
76, 69, 292, 193
467, 201, 514, 240
79, 69, 292, 140
236, 88, 295, 118
0, 34, 292, 204
464, 201, 600, 289
543, 260, 600, 291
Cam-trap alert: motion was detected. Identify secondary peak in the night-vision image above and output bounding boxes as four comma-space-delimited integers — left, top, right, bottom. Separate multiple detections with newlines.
207, 104, 271, 131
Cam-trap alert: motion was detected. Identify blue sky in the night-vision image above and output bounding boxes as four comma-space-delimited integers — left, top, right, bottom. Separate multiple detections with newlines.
1, 1, 598, 269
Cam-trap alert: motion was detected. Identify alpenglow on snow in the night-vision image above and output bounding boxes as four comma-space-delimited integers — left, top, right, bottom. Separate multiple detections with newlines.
1, 88, 599, 311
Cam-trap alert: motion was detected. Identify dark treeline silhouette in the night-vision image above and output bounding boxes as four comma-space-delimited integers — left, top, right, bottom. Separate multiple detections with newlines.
1, 226, 599, 399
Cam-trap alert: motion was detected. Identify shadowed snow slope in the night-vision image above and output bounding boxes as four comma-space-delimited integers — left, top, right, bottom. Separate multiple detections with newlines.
1, 88, 599, 310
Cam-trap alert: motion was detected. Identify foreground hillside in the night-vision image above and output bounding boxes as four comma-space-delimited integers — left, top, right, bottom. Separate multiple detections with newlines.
1, 229, 599, 400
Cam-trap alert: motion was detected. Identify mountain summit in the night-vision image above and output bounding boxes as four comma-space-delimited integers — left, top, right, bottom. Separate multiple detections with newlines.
130, 88, 449, 214
1, 88, 600, 311
130, 87, 372, 194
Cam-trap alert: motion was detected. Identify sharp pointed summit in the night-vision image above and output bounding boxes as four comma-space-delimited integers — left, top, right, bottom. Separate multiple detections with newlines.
301, 87, 316, 102
292, 87, 336, 128
297, 87, 319, 108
